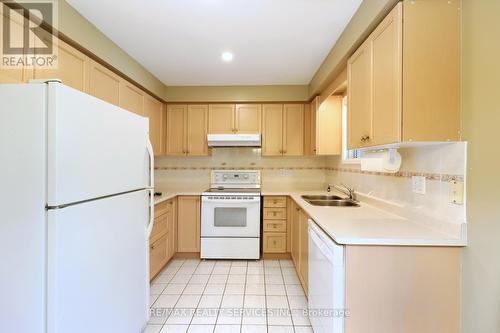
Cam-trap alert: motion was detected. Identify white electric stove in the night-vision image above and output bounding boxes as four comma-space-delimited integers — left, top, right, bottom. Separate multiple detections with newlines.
201, 170, 261, 259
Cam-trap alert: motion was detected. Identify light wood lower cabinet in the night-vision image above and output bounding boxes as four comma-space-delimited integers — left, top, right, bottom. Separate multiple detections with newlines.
177, 196, 201, 253
150, 198, 177, 280
344, 246, 460, 333
290, 200, 309, 293
263, 196, 288, 254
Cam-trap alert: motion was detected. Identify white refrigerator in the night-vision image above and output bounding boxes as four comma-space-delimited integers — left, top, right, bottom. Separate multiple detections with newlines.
0, 82, 154, 333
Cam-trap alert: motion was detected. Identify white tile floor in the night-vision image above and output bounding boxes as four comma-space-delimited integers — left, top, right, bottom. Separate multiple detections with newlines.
146, 259, 313, 333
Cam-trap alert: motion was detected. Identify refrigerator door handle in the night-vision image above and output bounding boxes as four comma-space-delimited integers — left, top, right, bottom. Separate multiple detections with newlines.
146, 188, 155, 238
145, 137, 155, 239
146, 137, 154, 189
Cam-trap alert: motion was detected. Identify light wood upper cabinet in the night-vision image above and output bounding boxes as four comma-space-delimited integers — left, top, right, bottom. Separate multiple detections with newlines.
347, 1, 460, 148
316, 95, 342, 155
402, 0, 460, 142
262, 104, 305, 156
235, 104, 261, 133
0, 8, 28, 83
34, 36, 90, 92
177, 196, 200, 253
208, 104, 261, 134
166, 104, 187, 155
119, 80, 144, 116
283, 104, 304, 156
371, 4, 402, 146
208, 104, 235, 134
187, 105, 209, 156
89, 60, 121, 106
348, 39, 372, 149
262, 104, 284, 156
144, 95, 165, 155
166, 104, 209, 156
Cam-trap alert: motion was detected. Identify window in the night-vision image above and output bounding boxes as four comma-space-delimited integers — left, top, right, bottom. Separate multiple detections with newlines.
341, 95, 363, 164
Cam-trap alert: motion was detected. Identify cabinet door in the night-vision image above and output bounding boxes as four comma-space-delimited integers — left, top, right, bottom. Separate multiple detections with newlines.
402, 0, 460, 142
119, 80, 144, 116
371, 3, 402, 146
316, 95, 342, 155
298, 209, 309, 293
34, 36, 90, 92
89, 60, 121, 106
168, 199, 177, 259
208, 104, 235, 134
347, 41, 372, 148
262, 104, 283, 156
166, 105, 187, 155
235, 104, 261, 133
0, 8, 28, 83
143, 95, 165, 155
177, 196, 200, 252
290, 202, 300, 268
303, 103, 312, 155
150, 234, 168, 279
311, 98, 318, 154
187, 105, 209, 156
283, 104, 304, 156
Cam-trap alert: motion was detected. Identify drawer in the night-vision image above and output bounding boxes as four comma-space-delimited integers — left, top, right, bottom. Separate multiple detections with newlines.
150, 233, 168, 278
263, 207, 287, 220
264, 196, 287, 208
150, 213, 168, 243
263, 219, 287, 232
263, 233, 287, 253
155, 200, 171, 218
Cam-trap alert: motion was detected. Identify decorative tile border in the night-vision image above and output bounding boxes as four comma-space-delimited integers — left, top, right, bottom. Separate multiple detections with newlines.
154, 166, 464, 182
325, 167, 464, 182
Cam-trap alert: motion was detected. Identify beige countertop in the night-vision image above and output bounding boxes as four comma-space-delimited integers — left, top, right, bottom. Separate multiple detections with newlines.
153, 188, 466, 247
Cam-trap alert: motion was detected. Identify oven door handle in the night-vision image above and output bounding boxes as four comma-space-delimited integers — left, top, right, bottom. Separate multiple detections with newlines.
202, 198, 260, 204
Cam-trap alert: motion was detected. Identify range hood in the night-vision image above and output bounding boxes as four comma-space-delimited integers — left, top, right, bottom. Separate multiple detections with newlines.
207, 134, 261, 147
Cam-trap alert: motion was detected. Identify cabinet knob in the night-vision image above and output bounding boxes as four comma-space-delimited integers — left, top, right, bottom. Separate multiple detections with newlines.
361, 135, 370, 142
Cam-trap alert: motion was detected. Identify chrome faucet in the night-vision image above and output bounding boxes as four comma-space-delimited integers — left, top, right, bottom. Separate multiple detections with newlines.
327, 183, 356, 201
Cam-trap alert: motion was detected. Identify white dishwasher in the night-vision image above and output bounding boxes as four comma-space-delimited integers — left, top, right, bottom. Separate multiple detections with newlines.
308, 219, 345, 333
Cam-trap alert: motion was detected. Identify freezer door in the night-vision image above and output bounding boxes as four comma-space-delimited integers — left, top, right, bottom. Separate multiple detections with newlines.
47, 82, 150, 207
46, 190, 149, 333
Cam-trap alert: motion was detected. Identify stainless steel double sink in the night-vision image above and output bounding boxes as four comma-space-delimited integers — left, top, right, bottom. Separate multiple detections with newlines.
301, 195, 360, 207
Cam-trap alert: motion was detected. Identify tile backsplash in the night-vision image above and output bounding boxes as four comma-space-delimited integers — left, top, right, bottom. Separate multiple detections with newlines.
155, 142, 467, 226
325, 142, 467, 225
155, 148, 328, 190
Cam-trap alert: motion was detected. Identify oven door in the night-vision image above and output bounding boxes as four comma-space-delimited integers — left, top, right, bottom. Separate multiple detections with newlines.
201, 195, 261, 237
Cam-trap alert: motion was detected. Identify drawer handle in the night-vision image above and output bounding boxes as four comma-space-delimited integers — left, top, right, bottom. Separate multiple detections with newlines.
273, 240, 277, 245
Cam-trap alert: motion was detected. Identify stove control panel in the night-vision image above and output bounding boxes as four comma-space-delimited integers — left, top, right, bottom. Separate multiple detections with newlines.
210, 170, 261, 188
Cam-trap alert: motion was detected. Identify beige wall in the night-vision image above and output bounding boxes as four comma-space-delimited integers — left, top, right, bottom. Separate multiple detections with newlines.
165, 85, 309, 102
461, 1, 500, 332
57, 0, 165, 97
307, 0, 398, 97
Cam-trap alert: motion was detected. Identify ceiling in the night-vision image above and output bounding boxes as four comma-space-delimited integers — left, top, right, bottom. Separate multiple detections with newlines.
67, 0, 362, 86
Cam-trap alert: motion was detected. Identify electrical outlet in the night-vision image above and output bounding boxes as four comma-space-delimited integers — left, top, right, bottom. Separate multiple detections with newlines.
412, 176, 426, 194
450, 180, 464, 205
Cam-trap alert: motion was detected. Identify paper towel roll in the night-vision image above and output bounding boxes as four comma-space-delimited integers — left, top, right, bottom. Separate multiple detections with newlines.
360, 149, 402, 173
